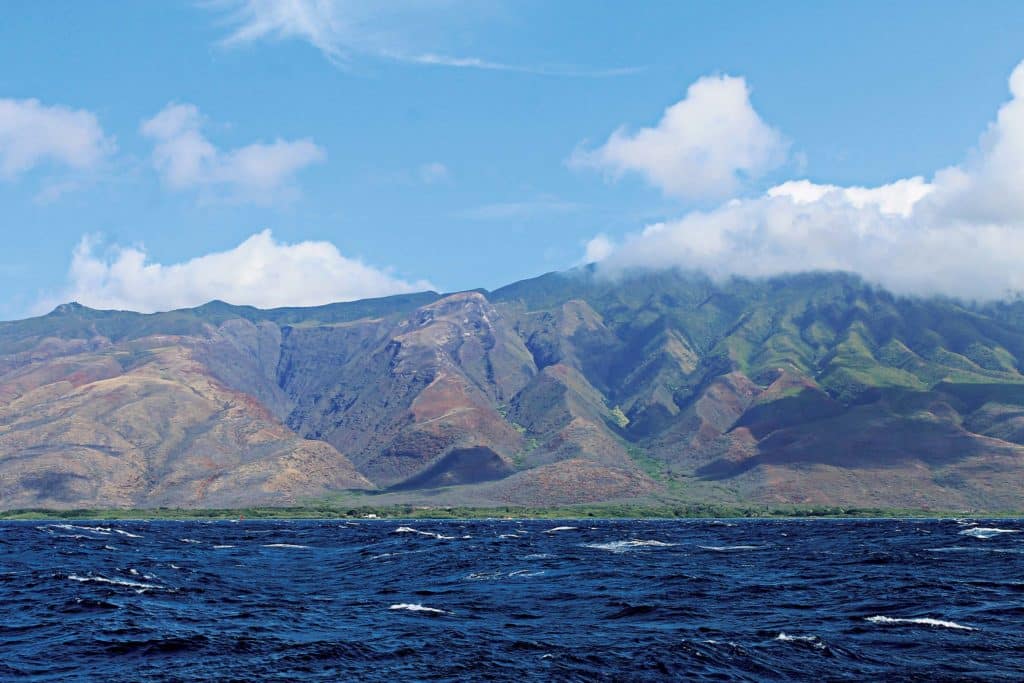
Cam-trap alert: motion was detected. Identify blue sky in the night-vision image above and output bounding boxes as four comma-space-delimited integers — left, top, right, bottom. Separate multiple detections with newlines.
3, 1, 1024, 318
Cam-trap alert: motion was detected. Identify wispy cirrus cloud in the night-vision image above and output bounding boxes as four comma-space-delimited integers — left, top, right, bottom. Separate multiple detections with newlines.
140, 103, 325, 204
418, 161, 450, 184
210, 0, 639, 77
456, 197, 583, 221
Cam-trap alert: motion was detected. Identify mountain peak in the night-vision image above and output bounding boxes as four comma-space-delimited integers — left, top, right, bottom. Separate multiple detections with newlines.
49, 302, 89, 316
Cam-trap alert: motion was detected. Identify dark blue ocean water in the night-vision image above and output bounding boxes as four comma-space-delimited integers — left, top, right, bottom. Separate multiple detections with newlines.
1, 518, 1023, 682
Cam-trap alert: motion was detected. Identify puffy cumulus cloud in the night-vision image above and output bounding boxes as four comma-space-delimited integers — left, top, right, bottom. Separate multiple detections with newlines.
570, 75, 788, 200
42, 230, 434, 313
765, 177, 933, 218
585, 60, 1024, 302
140, 103, 325, 203
0, 98, 113, 179
582, 234, 614, 264
932, 62, 1024, 225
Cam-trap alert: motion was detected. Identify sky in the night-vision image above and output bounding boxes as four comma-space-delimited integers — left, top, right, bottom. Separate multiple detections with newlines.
4, 1, 1024, 318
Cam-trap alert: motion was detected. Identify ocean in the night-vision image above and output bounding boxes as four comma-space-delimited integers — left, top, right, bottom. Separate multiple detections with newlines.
1, 518, 1022, 681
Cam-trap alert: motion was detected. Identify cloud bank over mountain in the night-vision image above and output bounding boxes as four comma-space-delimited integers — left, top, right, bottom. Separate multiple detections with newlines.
585, 61, 1024, 301
40, 230, 433, 314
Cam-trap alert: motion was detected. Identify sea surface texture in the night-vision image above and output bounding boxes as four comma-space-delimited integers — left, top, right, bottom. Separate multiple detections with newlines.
1, 518, 1022, 681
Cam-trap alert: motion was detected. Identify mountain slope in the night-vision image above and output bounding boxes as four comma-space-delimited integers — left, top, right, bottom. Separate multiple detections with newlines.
3, 269, 1024, 510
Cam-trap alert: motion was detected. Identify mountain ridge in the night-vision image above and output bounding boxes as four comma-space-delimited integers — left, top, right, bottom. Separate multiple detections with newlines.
3, 267, 1024, 510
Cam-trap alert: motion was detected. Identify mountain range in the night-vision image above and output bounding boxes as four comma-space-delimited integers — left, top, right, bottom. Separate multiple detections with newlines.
3, 267, 1024, 511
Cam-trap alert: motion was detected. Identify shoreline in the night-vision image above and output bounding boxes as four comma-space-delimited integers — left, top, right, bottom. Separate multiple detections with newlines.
2, 503, 1020, 521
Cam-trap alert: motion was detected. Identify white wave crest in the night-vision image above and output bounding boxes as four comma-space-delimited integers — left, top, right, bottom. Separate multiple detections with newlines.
389, 603, 447, 614
113, 529, 142, 538
262, 543, 310, 549
68, 574, 164, 590
544, 526, 577, 533
775, 633, 826, 650
50, 524, 114, 537
584, 539, 678, 553
392, 526, 455, 540
507, 569, 545, 578
866, 616, 975, 631
179, 538, 201, 544
959, 527, 1020, 539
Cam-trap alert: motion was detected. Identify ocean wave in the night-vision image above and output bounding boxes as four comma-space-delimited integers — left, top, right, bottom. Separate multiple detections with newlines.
699, 545, 762, 552
212, 545, 235, 549
544, 526, 577, 533
774, 633, 827, 650
865, 615, 975, 631
368, 548, 432, 561
583, 540, 678, 553
507, 569, 545, 578
262, 543, 310, 549
61, 524, 111, 534
46, 524, 115, 538
959, 527, 1020, 539
113, 529, 142, 538
68, 574, 164, 591
393, 526, 456, 540
388, 603, 447, 615
465, 568, 546, 580
928, 546, 1024, 553
180, 538, 201, 544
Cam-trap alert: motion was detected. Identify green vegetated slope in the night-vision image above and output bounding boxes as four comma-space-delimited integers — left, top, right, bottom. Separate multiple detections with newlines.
2, 268, 1024, 511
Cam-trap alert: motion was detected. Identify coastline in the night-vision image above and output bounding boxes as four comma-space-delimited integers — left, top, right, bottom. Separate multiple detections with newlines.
2, 503, 1019, 521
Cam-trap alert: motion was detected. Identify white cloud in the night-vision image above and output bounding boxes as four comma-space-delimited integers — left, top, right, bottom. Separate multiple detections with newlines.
765, 177, 932, 218
582, 234, 614, 264
140, 103, 325, 203
42, 230, 434, 313
418, 161, 449, 184
0, 98, 113, 179
570, 75, 788, 200
585, 60, 1024, 301
211, 0, 637, 76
